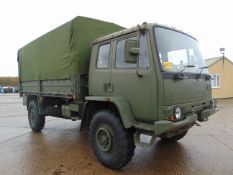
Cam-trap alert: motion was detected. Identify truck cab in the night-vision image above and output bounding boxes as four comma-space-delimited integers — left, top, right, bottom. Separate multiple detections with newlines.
86, 24, 218, 168
89, 23, 216, 127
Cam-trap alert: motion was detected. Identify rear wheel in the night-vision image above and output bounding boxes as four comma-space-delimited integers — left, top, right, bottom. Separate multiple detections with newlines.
160, 131, 188, 142
28, 100, 45, 132
90, 110, 135, 169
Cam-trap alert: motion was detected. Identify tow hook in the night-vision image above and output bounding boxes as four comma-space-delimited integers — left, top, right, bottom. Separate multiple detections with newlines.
198, 114, 208, 122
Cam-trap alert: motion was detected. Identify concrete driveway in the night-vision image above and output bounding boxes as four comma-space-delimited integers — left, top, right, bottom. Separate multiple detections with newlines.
0, 94, 233, 175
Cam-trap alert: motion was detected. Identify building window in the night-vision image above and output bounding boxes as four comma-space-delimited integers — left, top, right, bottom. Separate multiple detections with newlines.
211, 74, 220, 88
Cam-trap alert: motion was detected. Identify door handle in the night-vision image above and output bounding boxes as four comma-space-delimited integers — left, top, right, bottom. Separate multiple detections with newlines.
104, 83, 113, 93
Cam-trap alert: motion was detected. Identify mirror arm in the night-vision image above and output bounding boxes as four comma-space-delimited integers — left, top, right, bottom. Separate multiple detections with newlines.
136, 27, 143, 78
136, 55, 143, 78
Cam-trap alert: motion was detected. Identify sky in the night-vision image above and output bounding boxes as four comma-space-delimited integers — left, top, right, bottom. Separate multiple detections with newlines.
0, 0, 232, 76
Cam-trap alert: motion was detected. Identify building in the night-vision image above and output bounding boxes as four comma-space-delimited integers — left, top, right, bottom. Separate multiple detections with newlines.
205, 57, 233, 98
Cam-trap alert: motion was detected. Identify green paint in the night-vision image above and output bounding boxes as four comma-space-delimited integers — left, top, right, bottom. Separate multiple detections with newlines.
85, 96, 135, 128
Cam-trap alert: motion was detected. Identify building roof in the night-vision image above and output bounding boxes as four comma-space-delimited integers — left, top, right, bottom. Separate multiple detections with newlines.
205, 57, 233, 67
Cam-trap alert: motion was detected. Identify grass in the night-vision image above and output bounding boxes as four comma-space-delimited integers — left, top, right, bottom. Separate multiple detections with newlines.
0, 77, 18, 86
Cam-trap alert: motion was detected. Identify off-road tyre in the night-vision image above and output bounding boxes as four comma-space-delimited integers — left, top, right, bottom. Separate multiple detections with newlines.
160, 131, 188, 143
28, 100, 45, 132
90, 110, 135, 170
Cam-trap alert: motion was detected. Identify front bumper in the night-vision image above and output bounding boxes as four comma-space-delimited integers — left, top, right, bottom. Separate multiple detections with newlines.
133, 107, 218, 136
153, 114, 197, 135
199, 107, 219, 121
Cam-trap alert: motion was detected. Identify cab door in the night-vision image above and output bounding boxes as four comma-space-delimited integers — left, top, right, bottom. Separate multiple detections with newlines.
89, 42, 112, 96
111, 33, 157, 122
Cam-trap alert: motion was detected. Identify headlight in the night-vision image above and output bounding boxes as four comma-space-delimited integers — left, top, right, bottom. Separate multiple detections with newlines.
175, 107, 182, 119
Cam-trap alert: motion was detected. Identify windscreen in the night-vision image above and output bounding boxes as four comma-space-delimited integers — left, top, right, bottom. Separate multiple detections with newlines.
154, 27, 207, 74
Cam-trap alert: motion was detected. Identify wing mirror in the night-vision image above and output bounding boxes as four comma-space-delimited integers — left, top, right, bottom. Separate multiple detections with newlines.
124, 40, 139, 63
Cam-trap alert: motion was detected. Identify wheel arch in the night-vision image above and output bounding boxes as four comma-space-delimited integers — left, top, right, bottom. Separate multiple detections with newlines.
80, 96, 135, 131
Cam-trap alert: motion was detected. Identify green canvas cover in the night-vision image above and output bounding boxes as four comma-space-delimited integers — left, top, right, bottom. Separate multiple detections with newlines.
18, 16, 124, 81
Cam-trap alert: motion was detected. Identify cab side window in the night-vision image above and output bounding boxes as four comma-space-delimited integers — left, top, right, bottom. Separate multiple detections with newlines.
115, 35, 149, 69
97, 44, 110, 68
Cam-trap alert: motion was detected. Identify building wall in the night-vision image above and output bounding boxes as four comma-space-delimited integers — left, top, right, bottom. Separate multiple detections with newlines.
209, 59, 233, 98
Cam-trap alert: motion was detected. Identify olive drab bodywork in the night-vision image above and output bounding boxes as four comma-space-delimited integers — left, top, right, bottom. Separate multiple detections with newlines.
18, 16, 218, 170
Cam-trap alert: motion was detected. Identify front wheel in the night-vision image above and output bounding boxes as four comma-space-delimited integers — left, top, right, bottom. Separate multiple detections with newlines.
90, 110, 135, 170
28, 100, 45, 132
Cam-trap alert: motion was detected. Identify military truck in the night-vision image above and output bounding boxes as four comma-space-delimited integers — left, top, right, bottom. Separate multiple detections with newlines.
18, 16, 218, 169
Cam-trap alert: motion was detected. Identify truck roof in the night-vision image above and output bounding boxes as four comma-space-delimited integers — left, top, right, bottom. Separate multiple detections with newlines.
92, 23, 197, 44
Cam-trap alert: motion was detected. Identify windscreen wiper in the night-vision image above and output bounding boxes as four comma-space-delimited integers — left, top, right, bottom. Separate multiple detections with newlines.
196, 66, 208, 79
179, 65, 196, 73
173, 65, 196, 80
